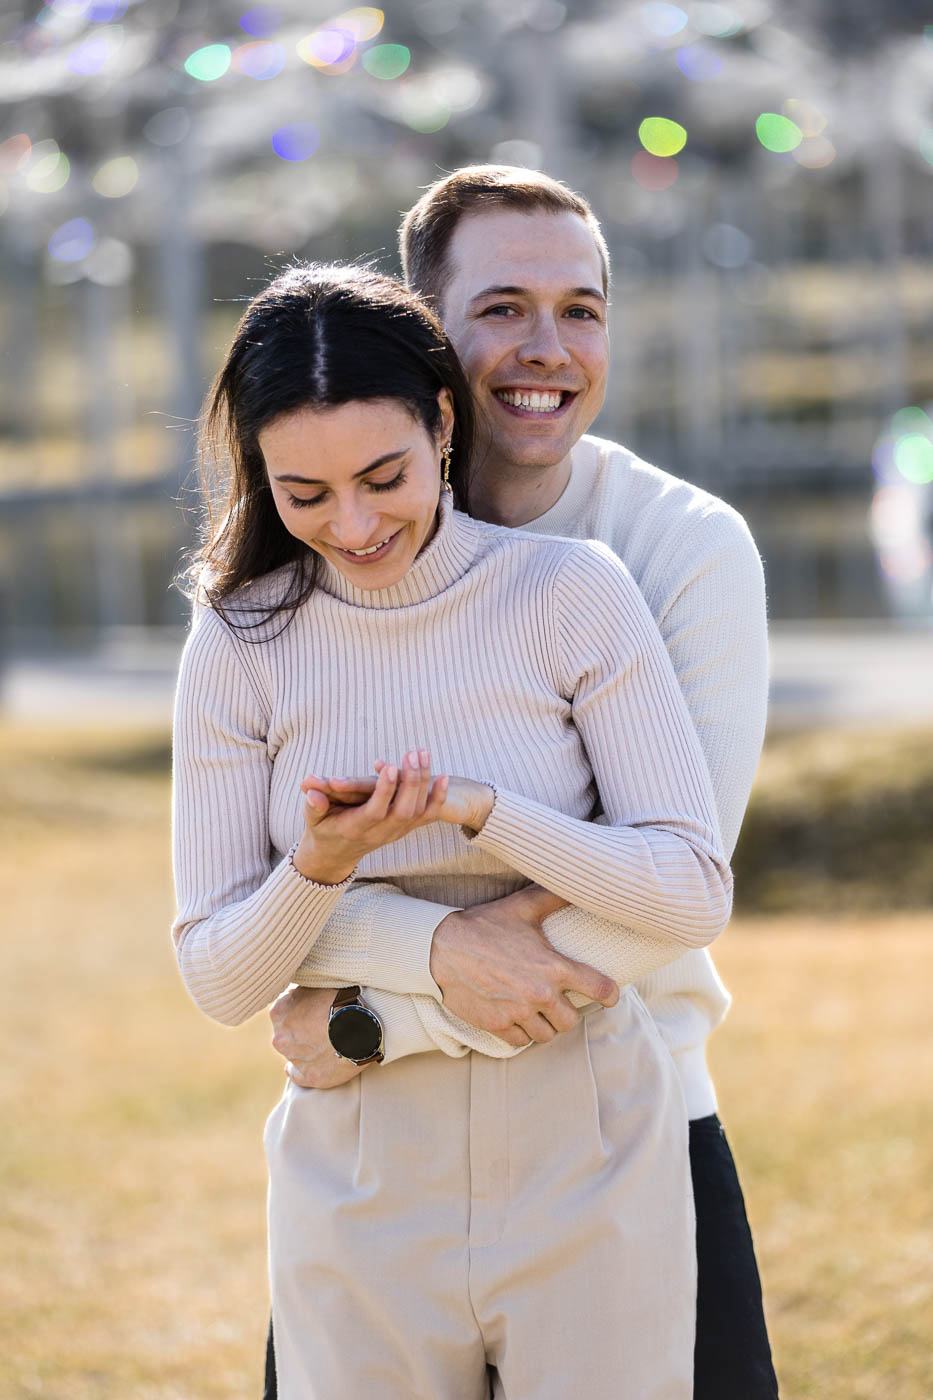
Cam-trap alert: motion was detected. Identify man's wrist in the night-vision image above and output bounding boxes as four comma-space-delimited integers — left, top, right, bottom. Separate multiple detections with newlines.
429, 909, 464, 996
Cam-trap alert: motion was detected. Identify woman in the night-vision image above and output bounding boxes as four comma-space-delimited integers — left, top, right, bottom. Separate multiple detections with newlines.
172, 263, 732, 1400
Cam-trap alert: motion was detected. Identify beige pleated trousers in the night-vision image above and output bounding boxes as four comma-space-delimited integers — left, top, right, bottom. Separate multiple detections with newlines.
265, 987, 696, 1400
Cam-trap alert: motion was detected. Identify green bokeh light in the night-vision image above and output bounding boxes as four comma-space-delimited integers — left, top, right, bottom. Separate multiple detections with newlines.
891, 407, 933, 437
756, 113, 802, 153
362, 43, 410, 79
184, 44, 232, 82
894, 433, 933, 485
638, 117, 687, 157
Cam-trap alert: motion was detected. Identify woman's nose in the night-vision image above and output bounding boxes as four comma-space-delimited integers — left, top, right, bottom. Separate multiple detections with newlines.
328, 500, 381, 550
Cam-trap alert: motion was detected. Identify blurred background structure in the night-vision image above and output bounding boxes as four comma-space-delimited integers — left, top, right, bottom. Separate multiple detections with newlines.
2, 0, 933, 658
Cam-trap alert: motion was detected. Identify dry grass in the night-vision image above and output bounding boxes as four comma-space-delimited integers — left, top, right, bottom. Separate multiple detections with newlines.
2, 723, 931, 1398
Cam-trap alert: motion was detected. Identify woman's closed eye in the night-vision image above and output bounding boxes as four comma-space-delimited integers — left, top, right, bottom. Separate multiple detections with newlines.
287, 471, 408, 509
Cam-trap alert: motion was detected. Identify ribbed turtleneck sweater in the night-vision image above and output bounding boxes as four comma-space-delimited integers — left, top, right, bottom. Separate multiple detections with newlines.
279, 436, 769, 1119
172, 487, 732, 1033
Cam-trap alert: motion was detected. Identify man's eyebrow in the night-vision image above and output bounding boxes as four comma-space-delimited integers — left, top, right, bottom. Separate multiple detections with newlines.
467, 284, 606, 306
273, 449, 409, 486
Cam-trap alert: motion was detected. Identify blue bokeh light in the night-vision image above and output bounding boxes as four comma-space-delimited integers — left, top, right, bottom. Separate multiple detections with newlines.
272, 122, 319, 161
48, 217, 95, 263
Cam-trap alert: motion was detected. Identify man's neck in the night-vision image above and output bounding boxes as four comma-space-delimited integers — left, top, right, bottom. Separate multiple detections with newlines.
468, 454, 573, 528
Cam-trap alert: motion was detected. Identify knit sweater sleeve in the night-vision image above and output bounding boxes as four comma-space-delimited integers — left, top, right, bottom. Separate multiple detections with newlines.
171, 608, 354, 1027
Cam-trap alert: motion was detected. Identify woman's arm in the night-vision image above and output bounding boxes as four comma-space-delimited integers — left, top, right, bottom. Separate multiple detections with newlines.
172, 608, 360, 1026
464, 541, 732, 945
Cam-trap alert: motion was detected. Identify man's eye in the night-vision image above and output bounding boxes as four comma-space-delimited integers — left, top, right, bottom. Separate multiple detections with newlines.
481, 304, 518, 317
566, 306, 599, 319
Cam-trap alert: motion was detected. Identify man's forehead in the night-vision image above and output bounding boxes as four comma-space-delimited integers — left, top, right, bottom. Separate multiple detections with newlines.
444, 207, 604, 298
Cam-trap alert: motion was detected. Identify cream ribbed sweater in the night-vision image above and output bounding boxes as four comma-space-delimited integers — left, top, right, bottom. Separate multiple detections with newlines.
172, 488, 732, 1031
286, 435, 769, 1118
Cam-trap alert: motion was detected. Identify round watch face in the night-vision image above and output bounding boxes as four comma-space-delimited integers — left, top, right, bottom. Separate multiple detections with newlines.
329, 1005, 382, 1061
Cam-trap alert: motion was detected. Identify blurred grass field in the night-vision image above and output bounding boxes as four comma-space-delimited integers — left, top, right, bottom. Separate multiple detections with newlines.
2, 722, 932, 1399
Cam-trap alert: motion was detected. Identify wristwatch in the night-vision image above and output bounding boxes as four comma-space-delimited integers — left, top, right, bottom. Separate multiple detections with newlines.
327, 986, 385, 1065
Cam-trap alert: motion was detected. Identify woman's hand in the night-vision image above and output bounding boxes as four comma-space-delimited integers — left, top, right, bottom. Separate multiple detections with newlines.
292, 750, 494, 885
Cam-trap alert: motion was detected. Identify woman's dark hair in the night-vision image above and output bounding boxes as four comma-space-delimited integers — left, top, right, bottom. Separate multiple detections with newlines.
189, 261, 476, 631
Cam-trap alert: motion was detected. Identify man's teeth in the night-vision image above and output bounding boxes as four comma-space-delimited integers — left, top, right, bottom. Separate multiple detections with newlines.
346, 537, 391, 556
496, 390, 564, 412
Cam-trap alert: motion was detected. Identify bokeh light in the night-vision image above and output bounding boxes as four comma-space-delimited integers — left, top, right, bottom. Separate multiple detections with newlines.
48, 217, 95, 262
184, 44, 232, 82
631, 151, 679, 189
783, 99, 827, 138
336, 7, 385, 41
756, 113, 803, 153
693, 3, 742, 37
88, 0, 127, 20
894, 434, 933, 485
239, 6, 283, 38
639, 3, 688, 39
638, 117, 687, 157
144, 107, 190, 147
703, 222, 752, 268
676, 45, 723, 81
793, 136, 836, 170
297, 28, 357, 74
26, 142, 71, 194
362, 44, 411, 80
0, 135, 32, 174
84, 235, 134, 285
871, 487, 932, 585
67, 30, 121, 75
92, 155, 138, 197
872, 409, 933, 486
272, 122, 318, 162
233, 41, 286, 80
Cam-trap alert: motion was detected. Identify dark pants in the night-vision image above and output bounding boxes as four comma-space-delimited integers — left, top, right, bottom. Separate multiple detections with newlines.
263, 1113, 778, 1399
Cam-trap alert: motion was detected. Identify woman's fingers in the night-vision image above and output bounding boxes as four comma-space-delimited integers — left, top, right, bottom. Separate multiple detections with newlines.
302, 786, 330, 827
388, 750, 433, 821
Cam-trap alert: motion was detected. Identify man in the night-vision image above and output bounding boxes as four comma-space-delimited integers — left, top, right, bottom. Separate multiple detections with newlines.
264, 166, 777, 1399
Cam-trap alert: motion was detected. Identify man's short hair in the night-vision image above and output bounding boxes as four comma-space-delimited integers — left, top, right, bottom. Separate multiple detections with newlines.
399, 164, 611, 310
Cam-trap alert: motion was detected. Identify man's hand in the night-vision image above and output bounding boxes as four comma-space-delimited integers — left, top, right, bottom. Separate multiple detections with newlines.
269, 986, 366, 1089
429, 887, 619, 1048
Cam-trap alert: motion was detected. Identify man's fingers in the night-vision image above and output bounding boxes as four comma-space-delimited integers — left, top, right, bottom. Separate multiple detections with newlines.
516, 1013, 557, 1044
517, 886, 570, 922
563, 958, 619, 1008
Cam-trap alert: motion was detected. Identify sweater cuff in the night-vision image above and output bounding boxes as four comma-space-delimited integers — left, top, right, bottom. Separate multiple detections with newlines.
286, 843, 356, 891
368, 894, 457, 1000
364, 989, 439, 1063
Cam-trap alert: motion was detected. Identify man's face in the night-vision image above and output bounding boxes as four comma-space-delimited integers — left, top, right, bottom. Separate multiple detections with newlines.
439, 208, 609, 474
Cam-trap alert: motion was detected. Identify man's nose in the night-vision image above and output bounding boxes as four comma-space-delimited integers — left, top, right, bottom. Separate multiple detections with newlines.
516, 315, 571, 370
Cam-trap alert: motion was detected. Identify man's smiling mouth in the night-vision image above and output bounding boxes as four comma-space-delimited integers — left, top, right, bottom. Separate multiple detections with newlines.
494, 390, 572, 414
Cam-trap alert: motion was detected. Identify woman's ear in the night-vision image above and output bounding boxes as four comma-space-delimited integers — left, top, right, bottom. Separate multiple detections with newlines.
436, 388, 455, 445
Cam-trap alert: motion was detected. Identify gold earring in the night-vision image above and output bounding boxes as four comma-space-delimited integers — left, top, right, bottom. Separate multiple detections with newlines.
441, 442, 453, 494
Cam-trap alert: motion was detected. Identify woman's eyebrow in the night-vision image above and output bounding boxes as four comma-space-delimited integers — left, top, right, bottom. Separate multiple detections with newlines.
273, 448, 410, 485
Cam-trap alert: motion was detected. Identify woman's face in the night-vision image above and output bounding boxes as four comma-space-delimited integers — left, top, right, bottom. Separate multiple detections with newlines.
260, 392, 454, 590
